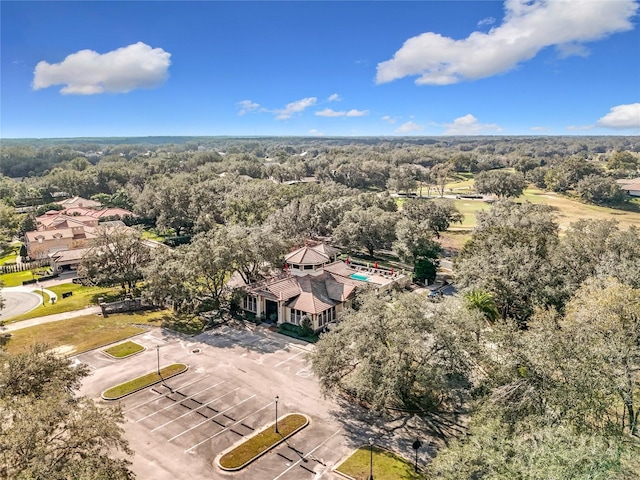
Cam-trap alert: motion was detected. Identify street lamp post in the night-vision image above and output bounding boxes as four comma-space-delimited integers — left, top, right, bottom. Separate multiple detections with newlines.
412, 439, 423, 473
274, 395, 279, 434
156, 344, 160, 375
369, 437, 374, 480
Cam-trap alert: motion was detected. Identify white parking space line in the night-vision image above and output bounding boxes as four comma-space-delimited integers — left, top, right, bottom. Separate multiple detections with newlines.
123, 376, 208, 413
184, 401, 274, 453
274, 350, 306, 368
271, 429, 342, 480
167, 394, 256, 442
151, 388, 240, 432
136, 381, 226, 422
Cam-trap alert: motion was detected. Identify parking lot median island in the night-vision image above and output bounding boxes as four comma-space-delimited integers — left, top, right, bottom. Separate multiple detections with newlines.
103, 340, 145, 359
335, 445, 425, 480
102, 363, 188, 400
217, 413, 309, 471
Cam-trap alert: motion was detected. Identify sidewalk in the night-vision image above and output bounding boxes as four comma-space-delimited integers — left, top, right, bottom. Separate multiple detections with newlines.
2, 306, 102, 333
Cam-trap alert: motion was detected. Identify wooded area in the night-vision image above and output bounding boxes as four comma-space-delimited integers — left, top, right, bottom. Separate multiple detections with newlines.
1, 135, 639, 478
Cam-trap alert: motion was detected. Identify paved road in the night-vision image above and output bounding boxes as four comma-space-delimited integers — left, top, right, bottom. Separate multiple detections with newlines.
0, 290, 41, 320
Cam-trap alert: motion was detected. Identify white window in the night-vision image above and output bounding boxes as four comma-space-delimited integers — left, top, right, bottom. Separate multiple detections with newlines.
243, 295, 257, 312
289, 309, 304, 325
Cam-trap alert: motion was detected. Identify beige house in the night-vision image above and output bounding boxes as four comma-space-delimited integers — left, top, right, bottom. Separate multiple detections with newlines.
242, 244, 409, 332
25, 222, 97, 259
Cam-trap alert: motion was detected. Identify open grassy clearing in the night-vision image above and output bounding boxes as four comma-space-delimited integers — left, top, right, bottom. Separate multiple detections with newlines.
218, 414, 308, 470
103, 340, 145, 358
102, 363, 187, 399
444, 176, 640, 232
336, 446, 425, 480
2, 310, 165, 355
5, 284, 123, 323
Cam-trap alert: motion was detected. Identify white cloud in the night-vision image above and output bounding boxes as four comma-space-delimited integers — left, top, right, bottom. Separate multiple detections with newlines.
597, 103, 640, 129
395, 121, 424, 134
237, 100, 261, 115
327, 93, 341, 102
308, 129, 323, 136
381, 115, 398, 125
275, 97, 317, 120
33, 42, 171, 94
567, 124, 595, 131
530, 126, 549, 132
377, 0, 638, 85
477, 16, 496, 27
316, 108, 345, 117
443, 114, 502, 135
315, 108, 369, 117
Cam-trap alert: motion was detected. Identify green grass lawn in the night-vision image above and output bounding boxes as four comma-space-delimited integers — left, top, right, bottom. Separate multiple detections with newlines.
218, 414, 308, 470
2, 309, 166, 355
0, 245, 19, 266
142, 229, 166, 242
0, 270, 37, 287
336, 446, 426, 480
103, 340, 145, 358
102, 363, 187, 399
5, 284, 124, 323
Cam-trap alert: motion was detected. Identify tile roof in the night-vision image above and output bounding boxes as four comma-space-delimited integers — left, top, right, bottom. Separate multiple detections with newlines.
285, 246, 330, 265
50, 248, 89, 263
310, 243, 340, 258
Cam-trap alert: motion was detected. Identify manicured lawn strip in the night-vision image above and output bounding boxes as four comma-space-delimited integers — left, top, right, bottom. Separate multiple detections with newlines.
104, 340, 144, 358
0, 270, 36, 287
102, 363, 187, 399
6, 284, 122, 323
336, 446, 425, 480
218, 414, 308, 470
2, 310, 165, 355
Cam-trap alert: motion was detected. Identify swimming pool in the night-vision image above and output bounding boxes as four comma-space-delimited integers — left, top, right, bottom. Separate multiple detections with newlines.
350, 273, 370, 281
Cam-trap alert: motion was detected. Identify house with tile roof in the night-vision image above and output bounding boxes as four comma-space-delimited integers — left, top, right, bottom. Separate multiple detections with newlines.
242, 243, 409, 332
616, 177, 640, 197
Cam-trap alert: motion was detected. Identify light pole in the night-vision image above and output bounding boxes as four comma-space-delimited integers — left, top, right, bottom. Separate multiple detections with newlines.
368, 437, 374, 480
156, 344, 160, 375
274, 395, 279, 434
41, 286, 45, 306
412, 439, 423, 473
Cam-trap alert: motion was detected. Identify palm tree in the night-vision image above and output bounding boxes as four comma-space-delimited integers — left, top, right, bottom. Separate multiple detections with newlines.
464, 289, 499, 324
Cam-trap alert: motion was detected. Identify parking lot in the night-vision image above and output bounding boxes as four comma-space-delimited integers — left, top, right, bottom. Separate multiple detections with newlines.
76, 324, 355, 480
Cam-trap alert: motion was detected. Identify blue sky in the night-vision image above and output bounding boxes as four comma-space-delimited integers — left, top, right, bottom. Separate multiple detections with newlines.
2, 0, 639, 138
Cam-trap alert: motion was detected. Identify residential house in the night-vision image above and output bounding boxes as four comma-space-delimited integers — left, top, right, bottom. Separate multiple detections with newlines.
616, 177, 640, 197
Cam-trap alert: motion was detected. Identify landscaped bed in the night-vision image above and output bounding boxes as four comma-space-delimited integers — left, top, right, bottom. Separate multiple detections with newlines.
217, 413, 308, 471
335, 445, 425, 480
102, 363, 187, 400
103, 340, 144, 358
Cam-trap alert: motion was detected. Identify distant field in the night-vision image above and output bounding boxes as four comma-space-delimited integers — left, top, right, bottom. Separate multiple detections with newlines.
449, 187, 640, 232
438, 178, 640, 251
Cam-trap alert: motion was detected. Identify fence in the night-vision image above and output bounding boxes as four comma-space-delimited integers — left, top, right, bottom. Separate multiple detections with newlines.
1, 258, 50, 274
